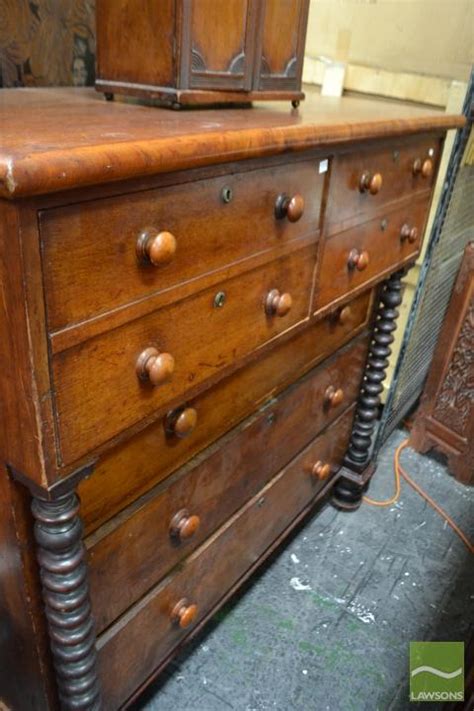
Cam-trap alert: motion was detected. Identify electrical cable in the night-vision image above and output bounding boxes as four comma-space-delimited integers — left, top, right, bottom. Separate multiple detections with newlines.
363, 438, 474, 555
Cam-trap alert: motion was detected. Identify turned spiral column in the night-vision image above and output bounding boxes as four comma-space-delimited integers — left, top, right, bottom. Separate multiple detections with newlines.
32, 492, 101, 710
333, 269, 405, 509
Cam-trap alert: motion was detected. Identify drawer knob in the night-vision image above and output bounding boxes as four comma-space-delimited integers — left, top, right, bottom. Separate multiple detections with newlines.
171, 599, 198, 629
412, 158, 433, 178
348, 248, 370, 271
275, 193, 305, 222
137, 229, 177, 266
337, 305, 353, 325
136, 347, 175, 386
359, 172, 383, 195
265, 289, 293, 317
166, 406, 198, 438
170, 509, 201, 542
312, 461, 331, 480
324, 385, 344, 407
400, 224, 419, 244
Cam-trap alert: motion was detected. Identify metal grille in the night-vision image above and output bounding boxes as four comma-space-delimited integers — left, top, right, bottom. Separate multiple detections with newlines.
375, 72, 474, 449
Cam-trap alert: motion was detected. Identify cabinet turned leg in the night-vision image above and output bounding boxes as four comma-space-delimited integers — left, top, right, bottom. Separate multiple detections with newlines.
332, 269, 405, 510
31, 492, 101, 710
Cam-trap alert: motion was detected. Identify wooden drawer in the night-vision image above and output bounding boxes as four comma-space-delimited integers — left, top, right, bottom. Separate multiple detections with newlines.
41, 159, 325, 332
79, 289, 372, 534
52, 245, 317, 465
96, 406, 355, 709
314, 197, 430, 312
87, 337, 367, 631
325, 135, 441, 234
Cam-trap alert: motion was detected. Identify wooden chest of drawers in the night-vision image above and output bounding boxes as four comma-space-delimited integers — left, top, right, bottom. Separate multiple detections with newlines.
0, 88, 463, 710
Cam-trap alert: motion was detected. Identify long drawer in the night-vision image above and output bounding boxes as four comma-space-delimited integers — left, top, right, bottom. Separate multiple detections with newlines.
41, 159, 325, 332
324, 134, 440, 234
52, 244, 317, 465
86, 337, 368, 631
96, 406, 355, 709
79, 289, 372, 534
314, 196, 429, 312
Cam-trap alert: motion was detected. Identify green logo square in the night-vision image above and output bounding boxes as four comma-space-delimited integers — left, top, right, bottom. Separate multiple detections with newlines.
410, 641, 464, 702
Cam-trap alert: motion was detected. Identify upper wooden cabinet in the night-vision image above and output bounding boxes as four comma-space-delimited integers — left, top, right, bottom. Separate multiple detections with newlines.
96, 0, 310, 107
255, 0, 309, 91
183, 0, 256, 91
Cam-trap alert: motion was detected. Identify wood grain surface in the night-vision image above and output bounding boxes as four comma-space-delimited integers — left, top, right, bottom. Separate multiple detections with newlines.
78, 290, 372, 534
86, 337, 368, 631
0, 88, 464, 199
314, 196, 431, 312
52, 245, 317, 464
41, 158, 324, 331
96, 406, 355, 710
324, 134, 442, 234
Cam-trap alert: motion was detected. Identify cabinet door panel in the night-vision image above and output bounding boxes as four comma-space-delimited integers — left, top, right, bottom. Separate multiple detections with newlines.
255, 0, 309, 90
181, 0, 256, 90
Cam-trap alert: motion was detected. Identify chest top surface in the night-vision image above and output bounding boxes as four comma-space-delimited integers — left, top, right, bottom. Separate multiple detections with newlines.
0, 87, 464, 200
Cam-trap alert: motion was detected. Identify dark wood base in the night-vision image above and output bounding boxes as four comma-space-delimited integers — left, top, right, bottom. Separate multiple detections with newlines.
332, 463, 376, 510
410, 414, 474, 485
95, 79, 305, 109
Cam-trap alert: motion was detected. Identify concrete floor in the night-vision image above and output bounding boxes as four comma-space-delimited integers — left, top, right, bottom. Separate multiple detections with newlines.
133, 428, 474, 711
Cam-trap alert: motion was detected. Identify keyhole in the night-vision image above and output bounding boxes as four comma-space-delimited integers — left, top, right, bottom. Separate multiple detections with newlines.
214, 291, 226, 308
221, 186, 233, 204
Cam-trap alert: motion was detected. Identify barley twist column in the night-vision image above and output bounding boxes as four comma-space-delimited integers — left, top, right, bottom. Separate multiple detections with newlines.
333, 269, 405, 509
32, 492, 101, 710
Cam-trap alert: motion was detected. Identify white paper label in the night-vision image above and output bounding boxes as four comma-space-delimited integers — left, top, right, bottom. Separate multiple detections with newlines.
319, 159, 329, 174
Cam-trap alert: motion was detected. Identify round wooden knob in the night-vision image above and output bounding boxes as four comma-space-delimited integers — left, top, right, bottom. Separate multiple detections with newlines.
400, 224, 418, 244
359, 172, 383, 195
166, 407, 197, 438
275, 193, 305, 222
171, 599, 198, 629
137, 229, 177, 266
324, 385, 344, 407
265, 289, 293, 317
413, 158, 433, 178
136, 347, 175, 386
348, 248, 370, 271
421, 158, 433, 178
338, 305, 353, 326
286, 194, 305, 222
312, 461, 331, 480
170, 509, 201, 542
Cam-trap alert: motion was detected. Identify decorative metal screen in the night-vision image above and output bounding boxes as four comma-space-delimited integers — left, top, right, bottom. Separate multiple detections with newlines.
375, 71, 474, 450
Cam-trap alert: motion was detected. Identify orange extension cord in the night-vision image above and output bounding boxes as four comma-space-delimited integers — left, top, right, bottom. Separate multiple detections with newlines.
363, 438, 474, 555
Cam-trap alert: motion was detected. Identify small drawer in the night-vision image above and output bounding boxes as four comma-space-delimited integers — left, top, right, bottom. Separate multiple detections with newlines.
53, 245, 316, 465
96, 406, 355, 709
79, 289, 372, 534
325, 135, 440, 234
40, 159, 325, 331
314, 197, 430, 312
86, 338, 368, 631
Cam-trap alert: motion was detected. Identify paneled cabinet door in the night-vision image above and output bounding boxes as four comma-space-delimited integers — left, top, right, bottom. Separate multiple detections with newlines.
181, 0, 257, 91
254, 0, 310, 91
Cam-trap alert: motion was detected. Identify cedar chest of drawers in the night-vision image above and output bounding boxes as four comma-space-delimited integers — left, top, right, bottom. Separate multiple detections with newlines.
0, 88, 463, 710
